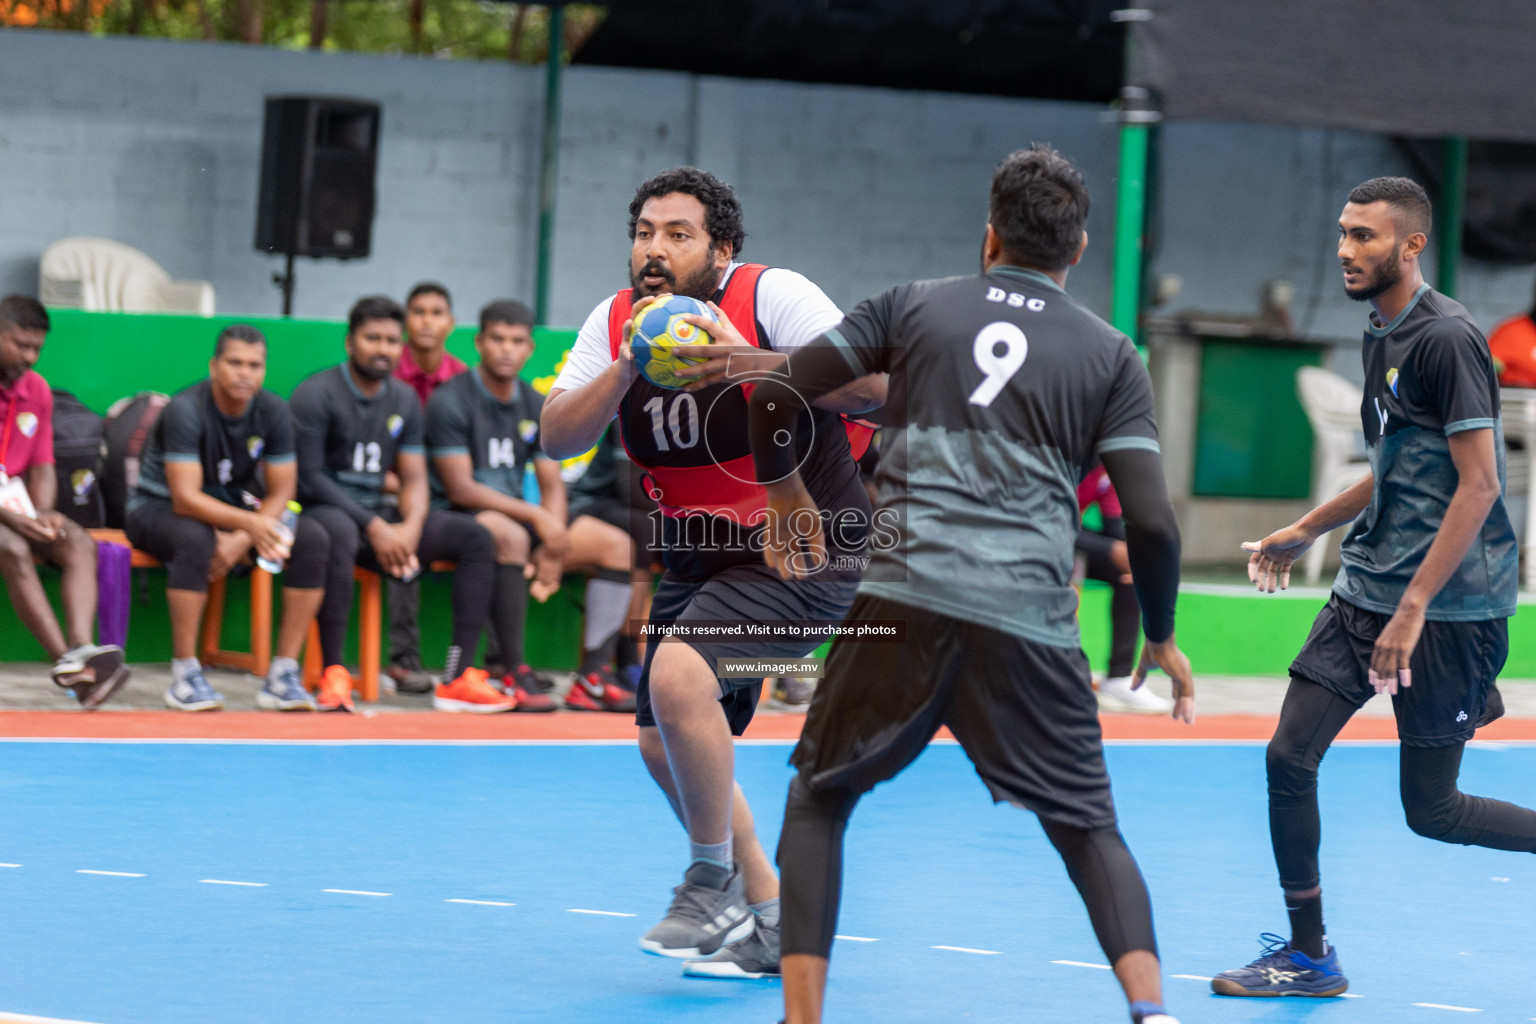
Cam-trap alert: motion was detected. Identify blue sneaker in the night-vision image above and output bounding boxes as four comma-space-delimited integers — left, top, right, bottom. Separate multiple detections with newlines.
164, 669, 224, 712
1212, 933, 1349, 997
256, 664, 315, 711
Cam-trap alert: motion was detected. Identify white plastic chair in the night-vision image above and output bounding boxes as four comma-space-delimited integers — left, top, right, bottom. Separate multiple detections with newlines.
1296, 366, 1368, 584
39, 237, 214, 315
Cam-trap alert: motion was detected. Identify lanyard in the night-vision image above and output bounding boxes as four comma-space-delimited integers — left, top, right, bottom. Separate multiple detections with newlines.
0, 395, 15, 479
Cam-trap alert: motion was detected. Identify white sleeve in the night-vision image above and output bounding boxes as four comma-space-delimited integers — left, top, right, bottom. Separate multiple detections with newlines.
754, 268, 844, 354
550, 298, 617, 393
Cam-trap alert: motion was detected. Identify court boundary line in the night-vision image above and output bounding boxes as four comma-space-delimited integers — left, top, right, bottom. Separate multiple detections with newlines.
0, 736, 1530, 748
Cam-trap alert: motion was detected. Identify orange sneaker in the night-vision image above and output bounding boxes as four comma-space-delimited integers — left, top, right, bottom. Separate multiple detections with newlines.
316, 665, 355, 712
433, 667, 516, 713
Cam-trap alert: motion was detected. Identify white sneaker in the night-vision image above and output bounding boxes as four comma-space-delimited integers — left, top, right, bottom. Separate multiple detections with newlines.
1096, 675, 1173, 714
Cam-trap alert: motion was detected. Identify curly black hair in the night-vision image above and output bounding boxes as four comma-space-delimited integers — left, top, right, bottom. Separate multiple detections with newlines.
628, 166, 747, 257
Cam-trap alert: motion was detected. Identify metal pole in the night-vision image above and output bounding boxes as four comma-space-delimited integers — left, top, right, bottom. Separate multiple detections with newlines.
534, 3, 565, 325
1111, 87, 1158, 343
1437, 135, 1468, 299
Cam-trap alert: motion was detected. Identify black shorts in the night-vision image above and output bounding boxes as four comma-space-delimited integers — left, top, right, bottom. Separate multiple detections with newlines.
1290, 594, 1509, 747
569, 497, 658, 569
791, 593, 1117, 830
634, 559, 861, 736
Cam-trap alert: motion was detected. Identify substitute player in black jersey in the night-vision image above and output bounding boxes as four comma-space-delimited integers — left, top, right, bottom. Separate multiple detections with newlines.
128, 324, 327, 712
541, 168, 885, 978
426, 299, 574, 712
1214, 177, 1536, 998
742, 146, 1193, 1024
290, 296, 499, 712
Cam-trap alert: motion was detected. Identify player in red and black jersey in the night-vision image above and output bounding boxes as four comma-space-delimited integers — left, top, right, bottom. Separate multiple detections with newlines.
542, 168, 883, 978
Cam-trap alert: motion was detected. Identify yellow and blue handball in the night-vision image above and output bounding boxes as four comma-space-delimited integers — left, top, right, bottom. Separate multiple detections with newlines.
629, 294, 716, 390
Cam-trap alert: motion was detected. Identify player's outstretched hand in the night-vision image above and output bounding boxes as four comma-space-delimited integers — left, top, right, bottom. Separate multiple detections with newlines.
1368, 604, 1422, 695
763, 475, 827, 582
678, 302, 790, 391
1134, 635, 1196, 724
1240, 524, 1316, 593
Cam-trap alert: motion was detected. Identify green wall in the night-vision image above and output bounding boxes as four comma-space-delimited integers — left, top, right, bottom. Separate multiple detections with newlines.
36, 309, 576, 412
1192, 338, 1323, 499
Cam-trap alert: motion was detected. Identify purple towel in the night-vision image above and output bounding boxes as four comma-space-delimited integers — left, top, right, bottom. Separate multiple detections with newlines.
95, 539, 131, 649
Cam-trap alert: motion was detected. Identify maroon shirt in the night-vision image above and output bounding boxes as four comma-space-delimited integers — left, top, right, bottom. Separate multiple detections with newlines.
395, 347, 467, 407
0, 369, 53, 478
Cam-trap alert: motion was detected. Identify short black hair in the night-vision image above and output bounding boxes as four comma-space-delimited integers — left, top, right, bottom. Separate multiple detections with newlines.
214, 323, 266, 358
406, 281, 452, 309
0, 295, 49, 333
479, 299, 535, 333
988, 145, 1091, 272
1347, 176, 1432, 237
628, 166, 747, 258
348, 295, 406, 334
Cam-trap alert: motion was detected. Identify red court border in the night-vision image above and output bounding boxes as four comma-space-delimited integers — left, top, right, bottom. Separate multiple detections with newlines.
1, 711, 1533, 742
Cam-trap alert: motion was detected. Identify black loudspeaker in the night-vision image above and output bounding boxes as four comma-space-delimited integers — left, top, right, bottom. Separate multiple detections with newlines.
255, 96, 380, 259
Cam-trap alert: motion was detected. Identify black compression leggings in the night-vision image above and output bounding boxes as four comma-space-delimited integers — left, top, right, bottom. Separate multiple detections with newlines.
125, 498, 329, 591
1081, 518, 1139, 678
305, 505, 495, 670
1268, 676, 1536, 893
778, 775, 1158, 963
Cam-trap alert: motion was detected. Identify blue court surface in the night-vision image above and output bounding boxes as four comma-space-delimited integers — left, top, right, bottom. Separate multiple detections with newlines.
1, 739, 1533, 1024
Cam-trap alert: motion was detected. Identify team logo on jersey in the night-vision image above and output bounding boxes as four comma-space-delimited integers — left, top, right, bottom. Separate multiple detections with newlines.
71, 468, 95, 499
518, 419, 538, 443
1386, 367, 1399, 396
247, 436, 265, 460
386, 414, 404, 438
16, 412, 37, 438
559, 446, 597, 483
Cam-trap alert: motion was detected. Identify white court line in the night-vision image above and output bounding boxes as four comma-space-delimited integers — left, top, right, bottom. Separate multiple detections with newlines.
567, 909, 635, 917
446, 899, 514, 907
323, 889, 391, 897
834, 935, 878, 942
76, 870, 143, 877
933, 945, 1001, 956
0, 863, 19, 868
0, 1012, 112, 1024
1172, 974, 1212, 981
200, 879, 267, 887
1051, 959, 1112, 970
1413, 1004, 1482, 1013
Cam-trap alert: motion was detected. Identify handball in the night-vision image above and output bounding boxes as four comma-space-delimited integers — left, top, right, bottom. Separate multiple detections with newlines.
629, 294, 716, 390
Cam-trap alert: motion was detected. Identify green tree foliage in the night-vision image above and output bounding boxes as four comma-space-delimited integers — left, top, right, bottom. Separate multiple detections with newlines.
5, 0, 604, 62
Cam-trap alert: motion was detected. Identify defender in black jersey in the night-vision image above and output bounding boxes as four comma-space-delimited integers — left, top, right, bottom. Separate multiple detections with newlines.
127, 324, 327, 712
290, 296, 499, 713
1216, 177, 1536, 1000
425, 299, 574, 712
748, 147, 1193, 1024
541, 168, 886, 978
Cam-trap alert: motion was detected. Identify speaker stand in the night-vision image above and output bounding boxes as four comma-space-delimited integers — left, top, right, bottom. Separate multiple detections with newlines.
272, 252, 296, 316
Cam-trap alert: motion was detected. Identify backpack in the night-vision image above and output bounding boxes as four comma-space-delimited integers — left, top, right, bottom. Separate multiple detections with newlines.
50, 389, 107, 529
101, 391, 169, 528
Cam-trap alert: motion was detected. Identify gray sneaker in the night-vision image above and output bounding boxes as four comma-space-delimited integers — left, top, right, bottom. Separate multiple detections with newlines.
682, 913, 780, 979
639, 863, 753, 959
257, 664, 316, 711
164, 669, 224, 712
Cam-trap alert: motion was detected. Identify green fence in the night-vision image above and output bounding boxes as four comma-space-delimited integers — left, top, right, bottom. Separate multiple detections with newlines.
35, 309, 576, 412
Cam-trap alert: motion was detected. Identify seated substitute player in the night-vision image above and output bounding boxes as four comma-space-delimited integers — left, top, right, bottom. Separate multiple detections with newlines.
743, 145, 1194, 1024
1077, 463, 1171, 714
291, 295, 501, 713
127, 324, 329, 712
541, 167, 884, 979
560, 421, 656, 709
426, 299, 573, 713
387, 281, 469, 694
0, 294, 126, 708
1216, 177, 1536, 998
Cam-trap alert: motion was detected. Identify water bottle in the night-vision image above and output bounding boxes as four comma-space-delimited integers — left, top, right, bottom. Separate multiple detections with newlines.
256, 501, 301, 573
